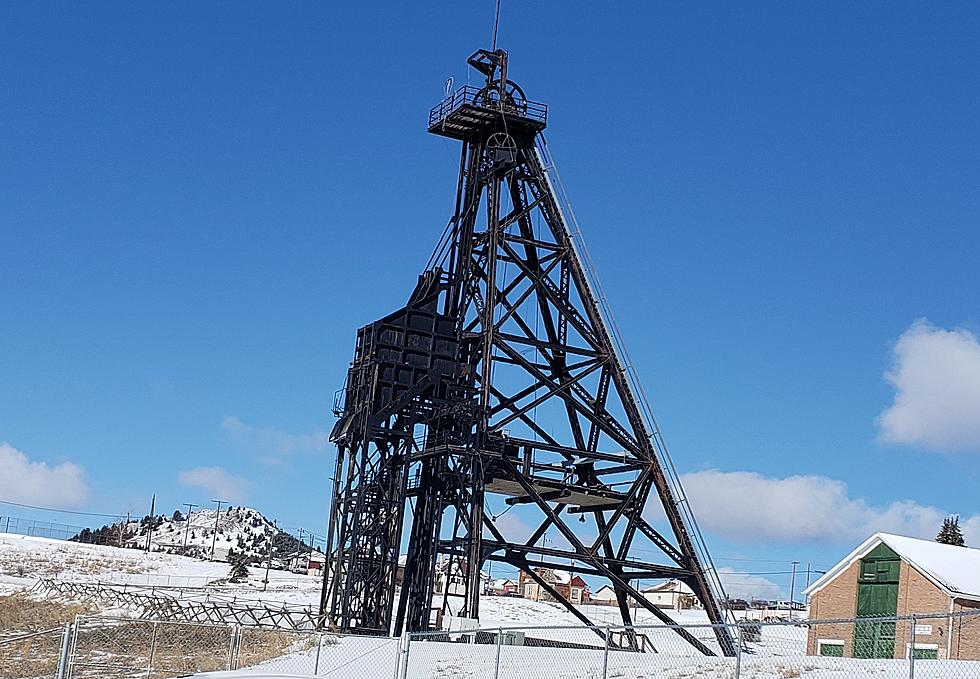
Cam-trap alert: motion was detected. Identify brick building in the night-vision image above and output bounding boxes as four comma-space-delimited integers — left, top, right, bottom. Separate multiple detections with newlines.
804, 533, 980, 660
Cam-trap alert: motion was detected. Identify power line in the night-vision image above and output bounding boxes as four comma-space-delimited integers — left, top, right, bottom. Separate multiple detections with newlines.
717, 556, 807, 563
718, 571, 801, 577
0, 498, 126, 519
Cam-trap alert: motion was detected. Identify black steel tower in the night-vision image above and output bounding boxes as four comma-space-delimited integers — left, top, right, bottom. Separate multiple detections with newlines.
321, 49, 735, 656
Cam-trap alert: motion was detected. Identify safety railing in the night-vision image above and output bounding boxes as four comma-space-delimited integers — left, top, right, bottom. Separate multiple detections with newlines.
428, 85, 548, 128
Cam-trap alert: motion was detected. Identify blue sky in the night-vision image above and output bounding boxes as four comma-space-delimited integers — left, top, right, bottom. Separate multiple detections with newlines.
2, 3, 979, 599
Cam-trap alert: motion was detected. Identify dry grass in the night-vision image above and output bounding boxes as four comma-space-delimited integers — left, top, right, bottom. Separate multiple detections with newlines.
0, 593, 98, 679
66, 620, 325, 678
0, 592, 96, 635
0, 592, 322, 678
0, 549, 147, 579
0, 628, 63, 678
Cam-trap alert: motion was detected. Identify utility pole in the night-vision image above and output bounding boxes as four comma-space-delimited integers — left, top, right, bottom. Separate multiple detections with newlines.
145, 494, 156, 552
298, 527, 306, 550
804, 562, 812, 589
210, 499, 226, 562
789, 561, 800, 618
120, 512, 130, 548
182, 502, 198, 550
263, 519, 278, 592
118, 511, 131, 548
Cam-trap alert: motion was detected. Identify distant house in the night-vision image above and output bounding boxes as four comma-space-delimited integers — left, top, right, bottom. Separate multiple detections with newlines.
641, 579, 696, 611
725, 598, 750, 611
490, 578, 519, 596
804, 533, 980, 660
286, 550, 325, 576
591, 585, 618, 606
519, 568, 588, 605
396, 554, 408, 585
432, 558, 490, 595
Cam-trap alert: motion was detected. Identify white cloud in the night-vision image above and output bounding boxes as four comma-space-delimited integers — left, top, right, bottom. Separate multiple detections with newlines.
178, 466, 249, 504
221, 416, 329, 459
717, 567, 784, 601
681, 469, 978, 545
878, 319, 980, 452
0, 442, 90, 509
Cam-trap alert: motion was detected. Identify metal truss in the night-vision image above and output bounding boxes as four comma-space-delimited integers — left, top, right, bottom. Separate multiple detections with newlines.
322, 48, 735, 656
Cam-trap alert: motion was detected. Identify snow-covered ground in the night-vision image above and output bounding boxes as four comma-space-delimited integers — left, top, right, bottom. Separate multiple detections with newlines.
7, 534, 977, 679
0, 533, 322, 608
194, 633, 980, 679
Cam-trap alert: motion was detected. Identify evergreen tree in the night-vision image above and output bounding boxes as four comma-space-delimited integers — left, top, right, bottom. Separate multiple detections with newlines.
937, 516, 966, 546
228, 556, 249, 582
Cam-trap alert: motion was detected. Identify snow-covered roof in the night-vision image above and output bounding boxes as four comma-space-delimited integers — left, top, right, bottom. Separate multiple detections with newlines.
641, 579, 694, 595
492, 578, 515, 587
805, 532, 980, 601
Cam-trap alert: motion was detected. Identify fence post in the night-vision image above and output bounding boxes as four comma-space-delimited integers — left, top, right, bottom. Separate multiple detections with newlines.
395, 630, 411, 679
909, 614, 916, 679
735, 622, 743, 679
314, 632, 323, 674
55, 622, 73, 679
601, 626, 610, 679
146, 621, 159, 679
227, 625, 240, 670
494, 628, 503, 679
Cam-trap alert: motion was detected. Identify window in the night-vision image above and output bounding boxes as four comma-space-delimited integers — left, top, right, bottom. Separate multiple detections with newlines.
907, 644, 938, 660
818, 640, 845, 657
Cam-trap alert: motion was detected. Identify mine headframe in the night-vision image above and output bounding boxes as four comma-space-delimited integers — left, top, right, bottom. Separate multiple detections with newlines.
321, 49, 736, 657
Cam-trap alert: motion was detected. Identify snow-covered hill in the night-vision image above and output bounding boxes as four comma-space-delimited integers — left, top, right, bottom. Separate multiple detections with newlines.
120, 506, 311, 563
0, 532, 323, 607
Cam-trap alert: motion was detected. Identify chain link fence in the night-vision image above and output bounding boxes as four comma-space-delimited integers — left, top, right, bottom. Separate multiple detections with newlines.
0, 626, 71, 679
0, 516, 116, 544
9, 609, 980, 677
406, 609, 980, 679
62, 615, 400, 678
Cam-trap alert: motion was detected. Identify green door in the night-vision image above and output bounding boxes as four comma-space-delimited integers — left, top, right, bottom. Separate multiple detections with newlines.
854, 543, 900, 659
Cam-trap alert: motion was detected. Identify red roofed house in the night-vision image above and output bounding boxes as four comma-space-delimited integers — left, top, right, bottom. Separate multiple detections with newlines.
519, 568, 588, 605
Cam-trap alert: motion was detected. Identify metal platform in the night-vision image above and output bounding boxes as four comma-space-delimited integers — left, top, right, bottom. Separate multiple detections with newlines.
484, 477, 626, 508
428, 85, 547, 140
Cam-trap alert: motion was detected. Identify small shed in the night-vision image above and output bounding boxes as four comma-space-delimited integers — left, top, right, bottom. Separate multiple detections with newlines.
641, 579, 696, 610
591, 585, 618, 606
